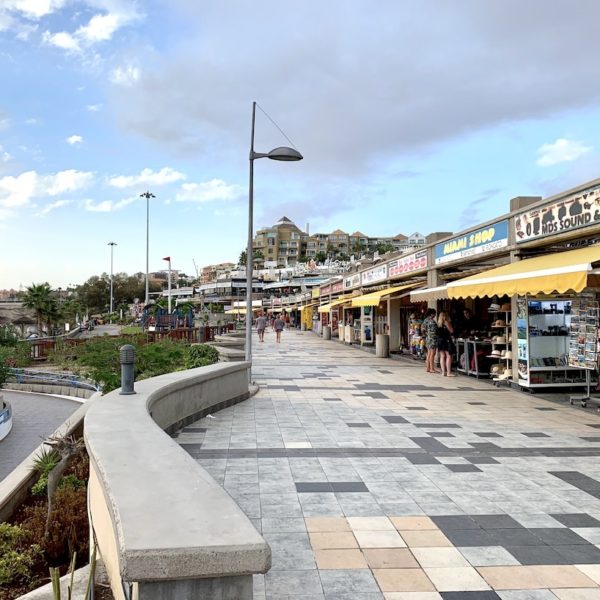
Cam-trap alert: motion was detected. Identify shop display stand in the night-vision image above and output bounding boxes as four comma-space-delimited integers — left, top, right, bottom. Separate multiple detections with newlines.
456, 338, 492, 378
568, 299, 600, 409
488, 308, 512, 386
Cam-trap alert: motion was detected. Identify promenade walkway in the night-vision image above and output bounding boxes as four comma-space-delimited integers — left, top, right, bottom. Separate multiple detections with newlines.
0, 391, 80, 481
178, 329, 600, 599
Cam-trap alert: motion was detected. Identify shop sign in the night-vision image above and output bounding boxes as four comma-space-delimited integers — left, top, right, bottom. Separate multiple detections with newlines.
435, 220, 509, 265
387, 249, 428, 278
515, 185, 600, 243
273, 298, 282, 307
321, 285, 331, 295
344, 273, 361, 289
361, 264, 388, 285
332, 281, 343, 293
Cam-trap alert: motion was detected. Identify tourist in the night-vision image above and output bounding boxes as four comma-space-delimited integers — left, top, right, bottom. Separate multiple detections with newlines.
274, 313, 285, 343
423, 308, 438, 373
256, 311, 267, 342
437, 311, 456, 376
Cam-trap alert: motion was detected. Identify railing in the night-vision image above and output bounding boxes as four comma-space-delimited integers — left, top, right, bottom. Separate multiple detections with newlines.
6, 368, 101, 392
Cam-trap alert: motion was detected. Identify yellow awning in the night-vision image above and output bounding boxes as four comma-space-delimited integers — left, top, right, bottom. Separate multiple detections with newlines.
225, 308, 247, 315
352, 283, 417, 307
447, 245, 600, 298
410, 286, 449, 302
301, 303, 317, 313
318, 303, 332, 313
331, 295, 352, 308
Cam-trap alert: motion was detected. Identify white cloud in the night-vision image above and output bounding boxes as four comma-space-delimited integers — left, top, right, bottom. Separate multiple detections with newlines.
175, 179, 244, 203
84, 199, 113, 212
537, 138, 593, 167
0, 169, 93, 209
67, 134, 83, 145
42, 30, 80, 51
110, 63, 140, 86
4, 0, 67, 19
25, 118, 37, 125
77, 12, 121, 42
0, 207, 13, 221
38, 199, 71, 216
86, 103, 102, 112
108, 167, 186, 188
0, 146, 11, 162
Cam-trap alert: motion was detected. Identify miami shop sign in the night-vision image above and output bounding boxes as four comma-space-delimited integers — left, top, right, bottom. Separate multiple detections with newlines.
434, 220, 509, 265
515, 184, 600, 243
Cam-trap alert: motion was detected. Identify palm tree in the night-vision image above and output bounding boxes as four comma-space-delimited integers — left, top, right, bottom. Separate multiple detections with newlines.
21, 283, 57, 334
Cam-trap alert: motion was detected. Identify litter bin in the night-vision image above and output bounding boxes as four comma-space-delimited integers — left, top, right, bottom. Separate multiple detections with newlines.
376, 333, 390, 358
323, 325, 331, 340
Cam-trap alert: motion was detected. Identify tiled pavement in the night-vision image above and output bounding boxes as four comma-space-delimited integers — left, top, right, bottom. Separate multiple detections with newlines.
177, 330, 600, 599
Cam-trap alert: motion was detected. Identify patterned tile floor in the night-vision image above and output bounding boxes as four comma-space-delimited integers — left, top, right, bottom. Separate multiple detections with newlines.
176, 330, 600, 599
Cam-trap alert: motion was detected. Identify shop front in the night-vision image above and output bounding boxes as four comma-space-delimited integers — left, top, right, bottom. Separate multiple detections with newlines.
447, 244, 600, 390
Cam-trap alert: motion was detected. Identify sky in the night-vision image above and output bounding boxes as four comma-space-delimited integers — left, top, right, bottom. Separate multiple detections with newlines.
2, 0, 600, 290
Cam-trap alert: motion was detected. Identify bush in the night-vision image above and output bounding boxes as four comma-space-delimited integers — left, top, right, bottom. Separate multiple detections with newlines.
186, 344, 219, 368
0, 523, 42, 587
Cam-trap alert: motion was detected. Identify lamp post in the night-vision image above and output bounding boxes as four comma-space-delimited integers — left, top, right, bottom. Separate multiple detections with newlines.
246, 101, 303, 382
140, 191, 155, 306
163, 256, 172, 318
108, 242, 117, 320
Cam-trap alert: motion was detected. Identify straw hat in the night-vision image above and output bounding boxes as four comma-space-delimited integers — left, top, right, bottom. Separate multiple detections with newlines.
489, 303, 500, 312
490, 349, 502, 357
496, 368, 513, 380
493, 319, 506, 327
504, 350, 513, 360
500, 303, 511, 312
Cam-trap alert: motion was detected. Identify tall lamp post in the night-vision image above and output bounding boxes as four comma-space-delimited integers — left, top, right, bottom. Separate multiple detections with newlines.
246, 101, 303, 382
163, 256, 172, 320
108, 242, 117, 320
140, 191, 155, 306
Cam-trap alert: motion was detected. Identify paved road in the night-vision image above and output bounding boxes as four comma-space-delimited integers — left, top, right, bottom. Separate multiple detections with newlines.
0, 391, 81, 481
177, 329, 600, 599
78, 324, 122, 338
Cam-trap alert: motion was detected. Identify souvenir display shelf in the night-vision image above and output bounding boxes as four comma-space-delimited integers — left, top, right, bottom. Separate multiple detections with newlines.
518, 298, 589, 390
487, 308, 513, 385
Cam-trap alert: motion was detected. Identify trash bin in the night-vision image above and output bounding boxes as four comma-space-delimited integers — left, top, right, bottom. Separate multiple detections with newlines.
376, 333, 390, 358
323, 325, 331, 340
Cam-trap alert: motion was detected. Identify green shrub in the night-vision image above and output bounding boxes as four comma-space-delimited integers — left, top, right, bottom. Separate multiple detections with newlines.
186, 344, 219, 368
0, 523, 42, 587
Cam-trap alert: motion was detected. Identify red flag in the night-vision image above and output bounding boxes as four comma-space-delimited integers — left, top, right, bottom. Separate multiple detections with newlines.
162, 256, 171, 262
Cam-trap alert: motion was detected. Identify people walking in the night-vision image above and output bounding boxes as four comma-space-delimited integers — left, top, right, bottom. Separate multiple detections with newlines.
422, 308, 438, 373
274, 313, 285, 343
256, 311, 267, 342
437, 311, 456, 376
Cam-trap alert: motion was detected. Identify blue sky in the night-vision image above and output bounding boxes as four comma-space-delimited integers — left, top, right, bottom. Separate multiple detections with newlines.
2, 0, 600, 290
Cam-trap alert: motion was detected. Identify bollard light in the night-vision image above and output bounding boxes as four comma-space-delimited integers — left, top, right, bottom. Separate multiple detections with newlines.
119, 344, 136, 395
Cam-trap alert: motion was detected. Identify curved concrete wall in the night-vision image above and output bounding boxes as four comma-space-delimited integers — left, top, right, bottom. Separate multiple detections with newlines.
84, 362, 270, 600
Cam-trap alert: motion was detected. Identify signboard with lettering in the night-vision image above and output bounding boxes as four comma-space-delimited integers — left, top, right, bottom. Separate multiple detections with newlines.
332, 281, 343, 293
361, 264, 388, 285
387, 249, 428, 278
320, 285, 331, 295
344, 273, 361, 289
515, 185, 600, 243
435, 220, 509, 265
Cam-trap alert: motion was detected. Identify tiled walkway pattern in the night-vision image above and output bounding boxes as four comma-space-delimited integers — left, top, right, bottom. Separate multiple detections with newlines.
176, 329, 600, 599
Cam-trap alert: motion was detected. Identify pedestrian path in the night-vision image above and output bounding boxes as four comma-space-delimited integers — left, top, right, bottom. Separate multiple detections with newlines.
177, 330, 600, 599
0, 391, 80, 481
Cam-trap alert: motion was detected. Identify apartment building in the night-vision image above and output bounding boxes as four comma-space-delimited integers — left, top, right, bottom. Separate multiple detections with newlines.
253, 217, 428, 266
200, 262, 236, 284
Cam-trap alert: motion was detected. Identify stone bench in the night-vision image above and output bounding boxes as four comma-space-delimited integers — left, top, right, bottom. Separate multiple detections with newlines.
84, 362, 270, 600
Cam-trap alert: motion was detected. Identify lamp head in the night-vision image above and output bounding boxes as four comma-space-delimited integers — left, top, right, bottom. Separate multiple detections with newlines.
267, 146, 303, 161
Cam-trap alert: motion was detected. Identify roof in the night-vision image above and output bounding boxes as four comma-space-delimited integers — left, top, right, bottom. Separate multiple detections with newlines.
350, 231, 368, 237
277, 216, 294, 224
393, 233, 408, 240
330, 229, 348, 235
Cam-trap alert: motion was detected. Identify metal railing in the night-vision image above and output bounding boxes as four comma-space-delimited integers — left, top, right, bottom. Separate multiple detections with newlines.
6, 368, 101, 392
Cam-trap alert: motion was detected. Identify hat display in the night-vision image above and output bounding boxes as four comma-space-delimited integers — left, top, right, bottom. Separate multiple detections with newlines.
490, 349, 501, 357
491, 364, 505, 374
501, 303, 511, 312
495, 335, 506, 343
500, 349, 506, 358
489, 303, 500, 312
493, 319, 506, 327
504, 350, 512, 360
496, 368, 513, 380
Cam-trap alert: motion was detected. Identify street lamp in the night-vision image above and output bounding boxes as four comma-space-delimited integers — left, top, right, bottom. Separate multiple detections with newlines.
163, 256, 172, 318
108, 242, 117, 319
140, 191, 155, 306
246, 101, 303, 382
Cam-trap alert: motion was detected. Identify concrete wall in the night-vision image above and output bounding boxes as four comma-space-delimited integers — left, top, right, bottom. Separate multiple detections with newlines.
84, 362, 270, 600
